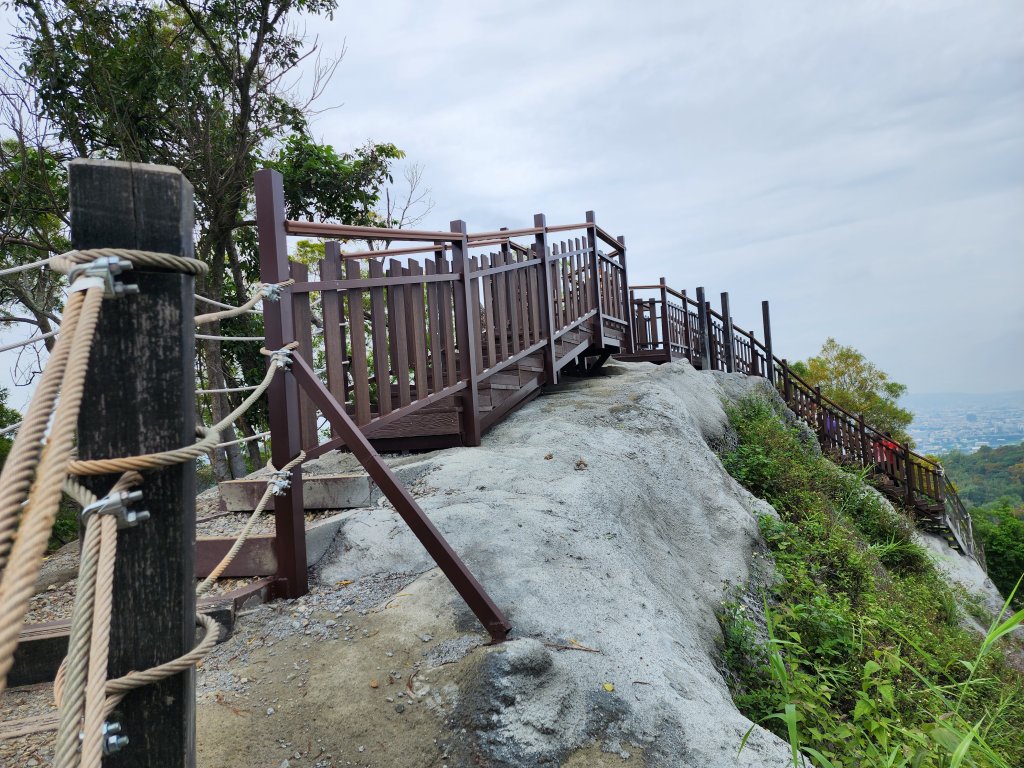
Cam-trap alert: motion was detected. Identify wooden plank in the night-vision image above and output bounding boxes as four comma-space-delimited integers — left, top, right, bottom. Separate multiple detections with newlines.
505, 246, 521, 356
387, 258, 410, 407
424, 256, 444, 393
470, 255, 485, 374
482, 252, 497, 368
408, 261, 429, 399
518, 253, 531, 348
368, 258, 392, 415
291, 261, 320, 448
321, 243, 347, 438
218, 473, 375, 511
437, 255, 458, 388
345, 259, 372, 426
494, 248, 510, 362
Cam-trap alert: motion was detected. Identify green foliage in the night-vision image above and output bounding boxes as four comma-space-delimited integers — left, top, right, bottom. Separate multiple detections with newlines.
720, 394, 1024, 767
940, 442, 1024, 509
973, 500, 1024, 610
792, 338, 914, 444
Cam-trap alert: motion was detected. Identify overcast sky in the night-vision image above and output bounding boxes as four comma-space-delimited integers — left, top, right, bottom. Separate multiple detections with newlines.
1, 1, 1021, 403
303, 0, 1023, 394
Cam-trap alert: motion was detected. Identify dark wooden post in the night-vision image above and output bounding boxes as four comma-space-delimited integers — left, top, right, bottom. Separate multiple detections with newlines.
696, 286, 711, 371
659, 278, 671, 362
585, 211, 605, 347
451, 220, 481, 446
858, 413, 870, 467
534, 214, 558, 386
720, 292, 735, 373
320, 241, 347, 440
814, 385, 825, 441
706, 302, 719, 370
902, 446, 915, 506
782, 358, 792, 402
254, 168, 308, 599
289, 261, 319, 450
761, 300, 774, 383
681, 290, 692, 363
617, 235, 633, 353
747, 330, 758, 375
71, 159, 197, 767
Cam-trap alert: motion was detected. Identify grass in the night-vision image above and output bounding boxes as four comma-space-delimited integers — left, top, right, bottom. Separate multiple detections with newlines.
717, 394, 1024, 768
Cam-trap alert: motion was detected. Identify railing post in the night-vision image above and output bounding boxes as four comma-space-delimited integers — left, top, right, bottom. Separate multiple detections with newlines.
451, 219, 481, 446
859, 413, 870, 467
659, 277, 671, 362
761, 300, 774, 382
706, 301, 719, 370
902, 446, 914, 506
814, 385, 824, 441
618, 235, 633, 353
696, 286, 711, 370
585, 211, 605, 347
533, 213, 557, 386
254, 168, 308, 600
681, 289, 693, 364
71, 159, 197, 767
720, 291, 735, 373
782, 358, 792, 402
747, 330, 758, 375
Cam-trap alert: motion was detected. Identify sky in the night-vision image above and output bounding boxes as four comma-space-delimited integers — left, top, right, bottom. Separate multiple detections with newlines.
298, 0, 1023, 394
1, 0, 1022, 402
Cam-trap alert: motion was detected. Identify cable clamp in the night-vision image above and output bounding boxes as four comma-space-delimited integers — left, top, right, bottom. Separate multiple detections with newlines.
269, 347, 293, 369
67, 256, 139, 299
261, 283, 285, 302
80, 489, 149, 529
267, 469, 292, 496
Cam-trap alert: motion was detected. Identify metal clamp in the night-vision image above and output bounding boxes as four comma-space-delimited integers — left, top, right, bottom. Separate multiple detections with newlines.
261, 283, 285, 302
80, 490, 149, 529
267, 470, 292, 496
101, 720, 129, 755
67, 256, 139, 299
269, 347, 293, 369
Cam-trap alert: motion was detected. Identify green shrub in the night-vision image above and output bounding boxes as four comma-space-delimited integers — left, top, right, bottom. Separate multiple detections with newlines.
719, 394, 1024, 768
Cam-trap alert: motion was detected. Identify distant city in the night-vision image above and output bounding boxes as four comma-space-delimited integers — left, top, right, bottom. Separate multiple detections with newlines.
904, 391, 1024, 455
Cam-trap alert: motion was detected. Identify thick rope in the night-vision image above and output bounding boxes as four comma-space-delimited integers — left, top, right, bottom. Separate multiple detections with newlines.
195, 451, 305, 597
0, 291, 84, 571
0, 285, 104, 693
193, 279, 293, 325
50, 248, 208, 276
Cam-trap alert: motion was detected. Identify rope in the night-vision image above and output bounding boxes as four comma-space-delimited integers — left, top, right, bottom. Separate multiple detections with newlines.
0, 328, 59, 354
195, 334, 264, 342
213, 431, 270, 450
193, 279, 293, 325
50, 248, 208, 276
67, 348, 293, 476
194, 294, 260, 312
195, 451, 305, 597
0, 255, 55, 276
196, 384, 260, 394
0, 284, 105, 693
0, 421, 20, 437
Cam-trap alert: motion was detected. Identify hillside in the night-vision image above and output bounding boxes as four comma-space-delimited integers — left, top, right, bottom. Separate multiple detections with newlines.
940, 441, 1024, 508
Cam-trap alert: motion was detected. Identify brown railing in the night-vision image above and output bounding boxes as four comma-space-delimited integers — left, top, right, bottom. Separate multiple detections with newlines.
622, 281, 986, 569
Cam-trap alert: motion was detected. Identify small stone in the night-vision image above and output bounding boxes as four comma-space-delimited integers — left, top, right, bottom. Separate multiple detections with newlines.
369, 679, 379, 689
278, 761, 290, 768
240, 677, 249, 684
394, 704, 405, 714
420, 634, 433, 643
325, 620, 336, 627
386, 651, 394, 657
358, 746, 365, 753
267, 707, 275, 716
47, 584, 57, 591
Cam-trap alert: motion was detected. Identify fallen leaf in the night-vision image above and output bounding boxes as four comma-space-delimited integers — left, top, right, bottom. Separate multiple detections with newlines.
544, 453, 553, 460
602, 682, 615, 692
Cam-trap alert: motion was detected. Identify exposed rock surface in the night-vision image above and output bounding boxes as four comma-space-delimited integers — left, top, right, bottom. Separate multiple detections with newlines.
196, 361, 793, 767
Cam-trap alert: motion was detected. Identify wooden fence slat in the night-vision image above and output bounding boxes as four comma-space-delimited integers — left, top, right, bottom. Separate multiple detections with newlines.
471, 255, 485, 374
482, 253, 497, 368
344, 259, 371, 426
504, 244, 521, 356
290, 261, 319, 449
494, 248, 510, 361
321, 243, 347, 438
368, 258, 392, 416
386, 259, 411, 408
438, 255, 458, 389
424, 257, 444, 393
408, 261, 429, 399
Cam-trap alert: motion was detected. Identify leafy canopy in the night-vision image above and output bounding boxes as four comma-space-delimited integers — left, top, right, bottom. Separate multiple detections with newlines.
792, 337, 913, 443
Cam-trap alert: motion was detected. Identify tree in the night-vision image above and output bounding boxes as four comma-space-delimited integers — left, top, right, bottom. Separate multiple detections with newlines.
972, 499, 1024, 609
2, 0, 413, 478
791, 337, 914, 444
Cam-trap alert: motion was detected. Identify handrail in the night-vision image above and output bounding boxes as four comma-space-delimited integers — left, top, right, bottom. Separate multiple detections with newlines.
624, 279, 984, 570
284, 220, 463, 242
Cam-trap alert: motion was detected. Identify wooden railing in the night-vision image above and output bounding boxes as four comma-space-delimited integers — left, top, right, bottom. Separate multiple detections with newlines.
622, 281, 986, 569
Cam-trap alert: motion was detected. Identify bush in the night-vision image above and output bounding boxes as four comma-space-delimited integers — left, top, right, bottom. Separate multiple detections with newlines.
718, 394, 1024, 767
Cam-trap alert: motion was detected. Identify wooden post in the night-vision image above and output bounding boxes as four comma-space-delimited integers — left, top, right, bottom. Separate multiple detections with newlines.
859, 413, 870, 467
706, 301, 719, 370
71, 159, 197, 767
659, 278, 671, 362
254, 168, 308, 599
320, 242, 347, 439
761, 300, 774, 382
696, 286, 711, 370
814, 385, 825, 441
747, 330, 758, 375
585, 211, 604, 347
618, 235, 633, 354
720, 292, 735, 373
289, 261, 319, 450
903, 446, 914, 506
681, 290, 692, 364
451, 220, 481, 446
782, 358, 792, 402
534, 214, 557, 386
